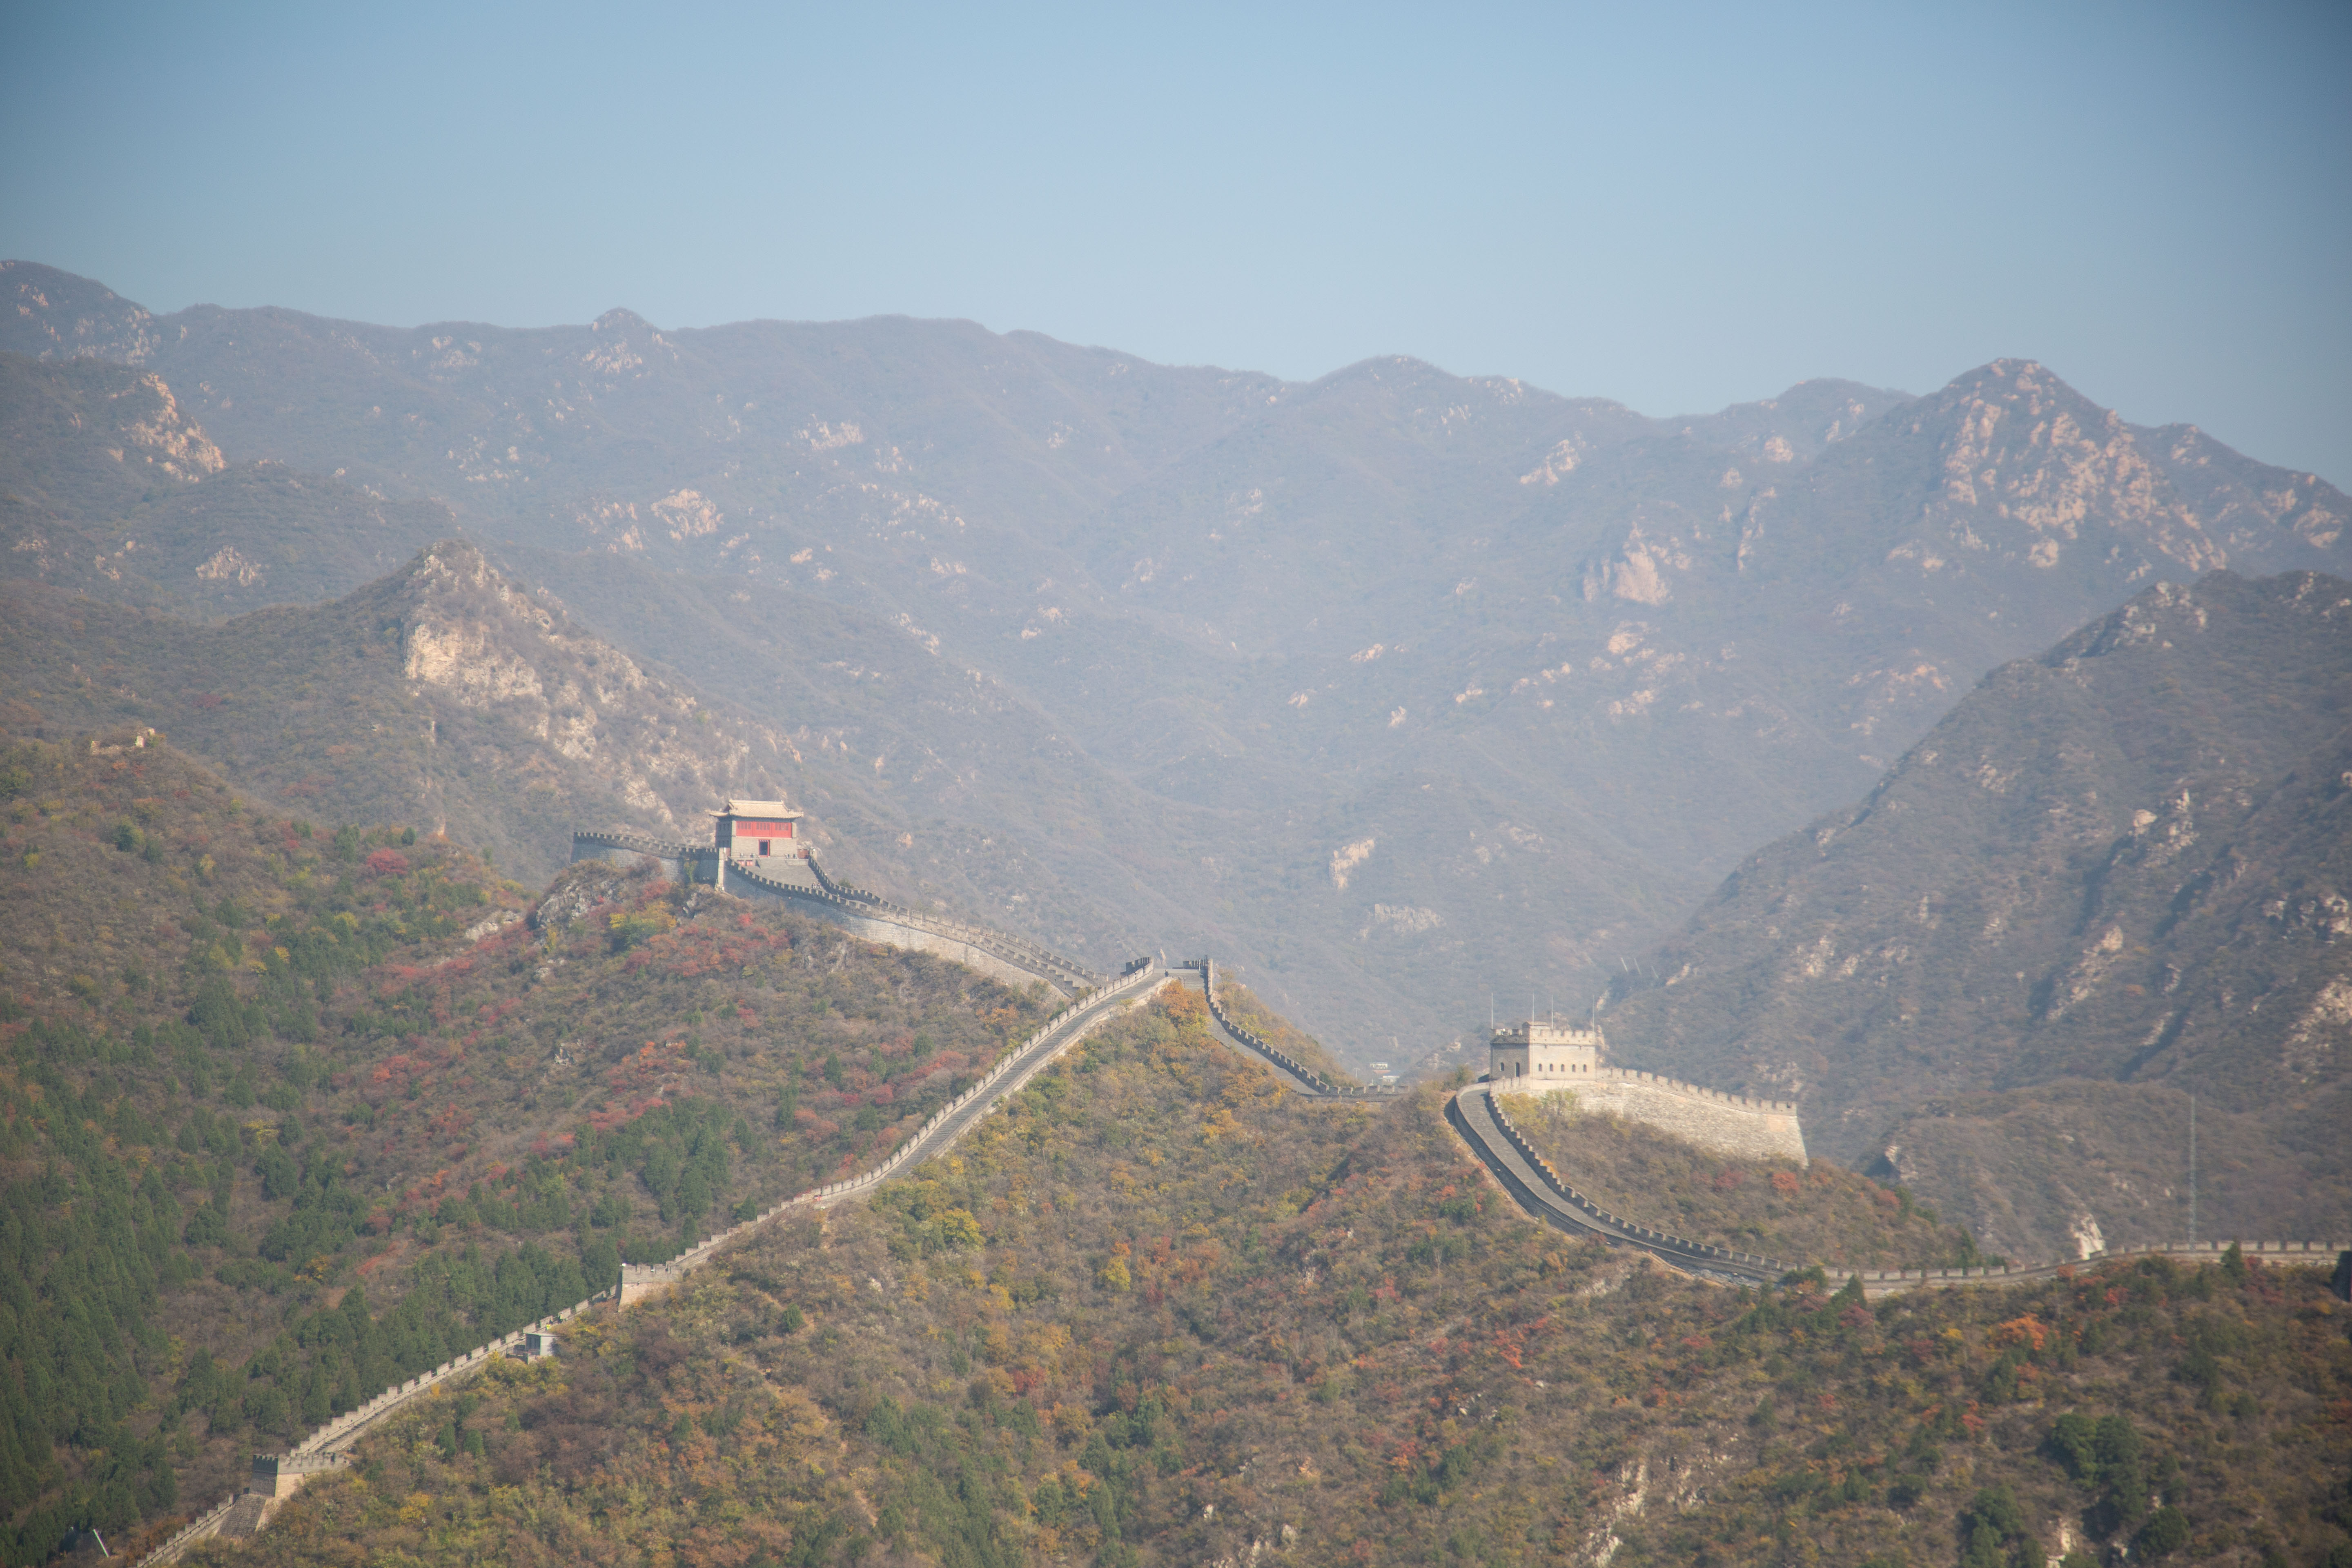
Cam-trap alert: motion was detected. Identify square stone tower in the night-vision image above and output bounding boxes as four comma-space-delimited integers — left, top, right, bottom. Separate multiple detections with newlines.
709, 799, 805, 864
1489, 1018, 1604, 1086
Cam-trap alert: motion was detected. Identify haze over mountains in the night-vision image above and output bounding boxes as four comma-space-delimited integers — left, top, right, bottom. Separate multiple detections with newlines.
7, 256, 2352, 1564
1599, 570, 2352, 1257
4, 256, 2346, 1091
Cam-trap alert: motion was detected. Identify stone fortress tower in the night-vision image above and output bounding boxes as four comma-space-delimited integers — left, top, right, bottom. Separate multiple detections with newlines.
706, 798, 822, 891
1487, 1015, 1808, 1166
1487, 1016, 1607, 1084
572, 798, 1101, 997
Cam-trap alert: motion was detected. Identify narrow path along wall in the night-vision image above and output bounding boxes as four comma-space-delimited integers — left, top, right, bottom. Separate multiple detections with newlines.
573, 829, 1101, 999
1448, 1081, 2349, 1300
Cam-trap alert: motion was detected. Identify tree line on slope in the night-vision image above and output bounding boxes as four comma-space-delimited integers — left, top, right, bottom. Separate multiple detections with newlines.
0, 731, 1052, 1562
200, 984, 2352, 1568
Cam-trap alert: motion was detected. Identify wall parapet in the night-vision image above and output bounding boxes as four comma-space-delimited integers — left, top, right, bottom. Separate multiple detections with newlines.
572, 826, 1104, 994
1182, 958, 1404, 1099
1495, 1061, 1808, 1165
131, 1494, 241, 1567
1582, 1067, 1797, 1115
1467, 1085, 2349, 1299
679, 844, 1104, 997
1828, 1238, 2352, 1298
572, 827, 696, 861
137, 968, 1170, 1562
1482, 1088, 1785, 1276
570, 824, 1102, 995
802, 858, 1102, 992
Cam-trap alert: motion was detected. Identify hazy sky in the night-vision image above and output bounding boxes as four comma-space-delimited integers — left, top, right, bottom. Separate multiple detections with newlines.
6, 2, 2349, 480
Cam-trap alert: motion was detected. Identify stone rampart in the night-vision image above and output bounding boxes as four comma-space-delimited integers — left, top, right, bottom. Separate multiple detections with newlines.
1499, 1067, 1808, 1166
121, 930, 2352, 1565
741, 869, 1076, 998
570, 829, 697, 887
250, 1452, 347, 1499
799, 858, 1102, 996
1186, 959, 1404, 1099
133, 1494, 240, 1566
1465, 1085, 2348, 1300
571, 829, 1102, 1000
1477, 1087, 1785, 1280
138, 967, 1168, 1564
619, 1263, 688, 1306
1829, 1239, 2352, 1301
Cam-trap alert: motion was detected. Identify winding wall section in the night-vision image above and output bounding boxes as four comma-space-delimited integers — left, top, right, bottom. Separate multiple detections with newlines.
1450, 1082, 1785, 1284
1173, 959, 1403, 1100
135, 912, 2349, 1561
572, 830, 1103, 998
1160, 969, 2349, 1300
1445, 1081, 2348, 1299
136, 963, 1168, 1565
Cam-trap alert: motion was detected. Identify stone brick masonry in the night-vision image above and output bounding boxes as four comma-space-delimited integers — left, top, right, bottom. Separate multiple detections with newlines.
1497, 1068, 1809, 1165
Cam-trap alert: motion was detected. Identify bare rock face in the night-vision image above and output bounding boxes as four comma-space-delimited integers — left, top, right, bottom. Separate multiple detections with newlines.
0, 259, 166, 365
379, 540, 792, 837
530, 860, 641, 930
2145, 420, 2346, 559
0, 540, 808, 879
1600, 569, 2352, 1257
0, 353, 225, 521
1905, 359, 2225, 579
0, 350, 460, 617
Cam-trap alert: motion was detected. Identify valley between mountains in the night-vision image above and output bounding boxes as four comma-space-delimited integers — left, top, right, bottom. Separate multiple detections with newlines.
3, 258, 2350, 1565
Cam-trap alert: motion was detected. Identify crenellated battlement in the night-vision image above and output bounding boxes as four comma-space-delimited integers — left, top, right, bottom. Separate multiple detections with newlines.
1488, 1018, 1806, 1164
570, 825, 1103, 998
1584, 1066, 1798, 1115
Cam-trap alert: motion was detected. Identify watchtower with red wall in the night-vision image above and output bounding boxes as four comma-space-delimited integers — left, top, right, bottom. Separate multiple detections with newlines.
709, 799, 806, 864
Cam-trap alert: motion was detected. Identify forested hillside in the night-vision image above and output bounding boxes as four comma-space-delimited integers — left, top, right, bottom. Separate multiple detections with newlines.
0, 727, 1051, 1562
196, 986, 2352, 1568
1599, 570, 2352, 1260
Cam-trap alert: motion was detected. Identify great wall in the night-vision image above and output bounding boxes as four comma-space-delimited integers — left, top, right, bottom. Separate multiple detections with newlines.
140, 956, 1169, 1563
1506, 1069, 1806, 1166
131, 836, 2352, 1564
570, 827, 1102, 998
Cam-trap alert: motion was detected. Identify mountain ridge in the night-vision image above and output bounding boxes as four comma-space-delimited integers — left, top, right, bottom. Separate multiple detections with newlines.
1597, 569, 2352, 1257
6, 258, 2348, 1080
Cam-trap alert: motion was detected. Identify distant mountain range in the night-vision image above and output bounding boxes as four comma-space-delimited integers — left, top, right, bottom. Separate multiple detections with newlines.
5, 256, 2346, 1084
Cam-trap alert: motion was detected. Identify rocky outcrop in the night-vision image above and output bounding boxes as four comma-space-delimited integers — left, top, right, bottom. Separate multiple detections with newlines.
1598, 570, 2352, 1257
386, 541, 788, 837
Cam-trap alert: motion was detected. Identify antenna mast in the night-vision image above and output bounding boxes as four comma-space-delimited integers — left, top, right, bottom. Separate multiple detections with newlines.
2189, 1093, 2198, 1248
